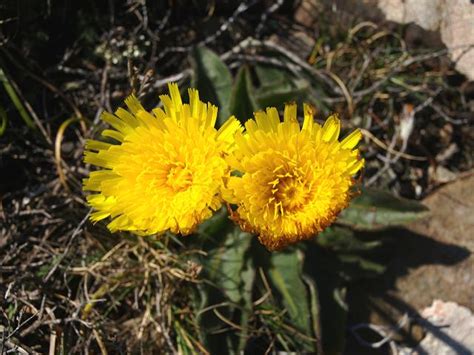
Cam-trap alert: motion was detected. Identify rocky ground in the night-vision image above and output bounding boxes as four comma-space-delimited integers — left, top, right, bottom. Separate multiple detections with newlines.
346, 174, 473, 353
0, 1, 473, 353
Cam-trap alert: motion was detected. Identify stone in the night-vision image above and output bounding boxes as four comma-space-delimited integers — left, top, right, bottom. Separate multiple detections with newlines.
306, 0, 474, 80
378, 0, 443, 31
439, 0, 474, 81
413, 300, 474, 354
376, 0, 474, 80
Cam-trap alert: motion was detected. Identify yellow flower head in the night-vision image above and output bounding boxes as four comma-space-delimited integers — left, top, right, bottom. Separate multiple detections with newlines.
84, 83, 242, 235
224, 104, 364, 250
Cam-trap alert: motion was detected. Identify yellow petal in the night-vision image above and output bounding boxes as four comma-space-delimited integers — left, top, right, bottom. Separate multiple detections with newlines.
255, 111, 272, 132
85, 139, 112, 151
283, 103, 297, 123
205, 103, 218, 129
101, 112, 130, 134
188, 88, 200, 117
322, 114, 340, 142
302, 104, 314, 132
340, 129, 362, 150
124, 94, 144, 114
101, 129, 124, 142
168, 82, 183, 109
346, 158, 364, 175
267, 107, 281, 130
115, 107, 138, 128
217, 116, 242, 146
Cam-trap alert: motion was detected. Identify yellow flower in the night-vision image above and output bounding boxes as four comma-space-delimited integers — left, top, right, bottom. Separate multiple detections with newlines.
224, 104, 364, 250
83, 83, 242, 235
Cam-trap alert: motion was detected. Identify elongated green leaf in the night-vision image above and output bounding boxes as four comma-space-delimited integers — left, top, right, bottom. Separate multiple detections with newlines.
326, 286, 348, 355
304, 244, 349, 355
268, 250, 312, 341
302, 275, 323, 354
237, 255, 255, 352
197, 207, 231, 241
317, 226, 381, 252
230, 65, 257, 123
218, 231, 253, 304
0, 66, 35, 129
338, 187, 429, 230
255, 65, 288, 86
204, 229, 253, 305
200, 230, 253, 353
316, 227, 385, 280
254, 65, 309, 108
191, 46, 232, 126
337, 254, 385, 275
0, 106, 7, 136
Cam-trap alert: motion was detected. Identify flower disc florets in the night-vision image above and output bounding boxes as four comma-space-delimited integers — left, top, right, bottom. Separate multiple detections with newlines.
84, 83, 242, 235
224, 104, 364, 250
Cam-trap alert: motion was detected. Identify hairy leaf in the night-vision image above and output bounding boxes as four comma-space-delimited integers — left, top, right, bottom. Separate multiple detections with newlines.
338, 187, 429, 230
191, 46, 232, 126
254, 65, 309, 108
230, 65, 257, 123
268, 250, 314, 349
317, 226, 381, 252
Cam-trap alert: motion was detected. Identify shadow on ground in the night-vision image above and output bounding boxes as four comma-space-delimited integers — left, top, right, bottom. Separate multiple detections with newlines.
345, 227, 471, 354
345, 174, 474, 354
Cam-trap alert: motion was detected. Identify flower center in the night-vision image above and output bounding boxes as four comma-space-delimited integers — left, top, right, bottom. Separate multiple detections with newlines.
275, 178, 308, 212
267, 166, 311, 215
166, 163, 193, 192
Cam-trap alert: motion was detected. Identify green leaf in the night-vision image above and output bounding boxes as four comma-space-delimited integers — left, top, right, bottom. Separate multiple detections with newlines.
304, 244, 349, 355
230, 65, 257, 123
317, 226, 381, 252
316, 227, 385, 281
254, 65, 309, 108
217, 231, 253, 304
326, 286, 348, 355
268, 250, 313, 343
237, 254, 256, 352
197, 207, 231, 241
0, 106, 7, 136
191, 46, 232, 126
255, 65, 288, 86
302, 275, 323, 354
0, 66, 35, 129
209, 229, 252, 303
338, 187, 429, 230
200, 230, 254, 353
337, 254, 385, 276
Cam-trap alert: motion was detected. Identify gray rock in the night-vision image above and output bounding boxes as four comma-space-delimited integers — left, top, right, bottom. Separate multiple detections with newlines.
415, 300, 474, 354
377, 0, 474, 81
